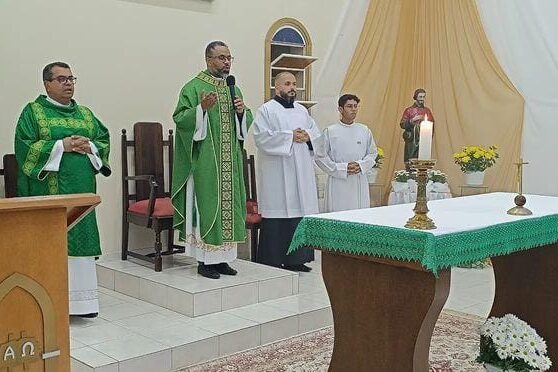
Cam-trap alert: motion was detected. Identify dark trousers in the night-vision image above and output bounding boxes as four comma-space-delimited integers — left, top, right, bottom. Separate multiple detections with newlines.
256, 217, 314, 267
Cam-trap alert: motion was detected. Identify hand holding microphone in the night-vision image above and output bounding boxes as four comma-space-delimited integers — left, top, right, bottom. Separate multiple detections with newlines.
226, 75, 245, 114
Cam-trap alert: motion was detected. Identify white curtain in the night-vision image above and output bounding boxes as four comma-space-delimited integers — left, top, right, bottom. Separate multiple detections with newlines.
476, 0, 558, 196
311, 0, 371, 129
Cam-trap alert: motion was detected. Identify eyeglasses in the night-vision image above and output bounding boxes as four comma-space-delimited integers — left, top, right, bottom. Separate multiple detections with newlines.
208, 55, 234, 62
50, 76, 78, 84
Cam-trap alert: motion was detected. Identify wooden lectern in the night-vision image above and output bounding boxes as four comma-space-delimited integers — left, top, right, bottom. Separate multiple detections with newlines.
0, 194, 100, 372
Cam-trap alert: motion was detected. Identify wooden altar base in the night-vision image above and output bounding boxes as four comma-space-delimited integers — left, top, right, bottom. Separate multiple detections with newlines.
322, 241, 558, 372
490, 242, 558, 371
321, 251, 450, 372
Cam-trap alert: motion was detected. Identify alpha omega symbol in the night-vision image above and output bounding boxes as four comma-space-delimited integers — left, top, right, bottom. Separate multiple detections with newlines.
0, 332, 42, 370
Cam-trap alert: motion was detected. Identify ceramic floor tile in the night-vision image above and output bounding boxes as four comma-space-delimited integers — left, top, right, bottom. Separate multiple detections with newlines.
139, 278, 168, 307
218, 326, 260, 356
97, 260, 139, 271
299, 307, 333, 333
258, 276, 293, 302
89, 334, 169, 362
113, 312, 186, 334
461, 301, 492, 318
70, 316, 110, 329
264, 294, 330, 314
71, 323, 137, 345
70, 358, 93, 372
155, 308, 194, 322
70, 337, 86, 350
171, 336, 219, 369
292, 275, 300, 294
225, 303, 297, 324
97, 265, 115, 290
192, 289, 222, 316
114, 271, 140, 298
167, 286, 194, 316
98, 292, 126, 307
221, 282, 258, 311
70, 346, 118, 369
97, 301, 156, 322
190, 312, 259, 335
137, 322, 217, 348
261, 316, 299, 345
118, 349, 171, 372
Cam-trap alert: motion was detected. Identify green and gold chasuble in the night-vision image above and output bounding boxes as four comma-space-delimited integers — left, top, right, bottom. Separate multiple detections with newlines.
15, 95, 111, 257
172, 71, 253, 248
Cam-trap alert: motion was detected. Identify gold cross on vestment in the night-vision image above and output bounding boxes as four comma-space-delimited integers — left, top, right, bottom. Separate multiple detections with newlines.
514, 158, 529, 195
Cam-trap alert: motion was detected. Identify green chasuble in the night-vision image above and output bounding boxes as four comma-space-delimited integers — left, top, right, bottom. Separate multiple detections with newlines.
172, 71, 253, 247
14, 95, 111, 257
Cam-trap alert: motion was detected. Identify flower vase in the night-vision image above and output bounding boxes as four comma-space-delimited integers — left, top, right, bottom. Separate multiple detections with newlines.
367, 168, 379, 183
464, 171, 485, 186
484, 364, 504, 372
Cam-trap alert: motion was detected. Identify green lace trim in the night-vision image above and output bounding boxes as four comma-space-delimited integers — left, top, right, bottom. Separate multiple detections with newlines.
288, 215, 558, 274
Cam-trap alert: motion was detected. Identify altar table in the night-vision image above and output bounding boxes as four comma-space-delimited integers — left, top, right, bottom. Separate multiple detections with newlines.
289, 193, 558, 371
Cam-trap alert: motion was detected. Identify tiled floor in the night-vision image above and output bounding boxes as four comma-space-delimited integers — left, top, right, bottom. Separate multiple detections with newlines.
71, 252, 495, 371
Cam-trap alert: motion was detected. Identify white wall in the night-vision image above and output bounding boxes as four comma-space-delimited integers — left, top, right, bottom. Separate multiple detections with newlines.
0, 0, 350, 254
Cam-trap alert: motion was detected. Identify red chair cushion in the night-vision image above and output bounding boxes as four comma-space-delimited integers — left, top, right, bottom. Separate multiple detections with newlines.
246, 200, 262, 225
128, 197, 173, 217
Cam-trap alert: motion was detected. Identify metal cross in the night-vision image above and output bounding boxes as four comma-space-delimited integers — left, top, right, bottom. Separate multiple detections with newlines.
514, 158, 529, 194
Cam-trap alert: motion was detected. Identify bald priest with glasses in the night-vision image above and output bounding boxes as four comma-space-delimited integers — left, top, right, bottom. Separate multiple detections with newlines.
14, 61, 111, 317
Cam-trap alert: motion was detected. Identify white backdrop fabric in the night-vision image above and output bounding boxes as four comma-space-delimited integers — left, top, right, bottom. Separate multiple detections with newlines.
476, 0, 558, 196
311, 0, 370, 129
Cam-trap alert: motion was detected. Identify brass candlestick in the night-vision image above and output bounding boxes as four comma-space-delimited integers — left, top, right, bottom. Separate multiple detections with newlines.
405, 159, 437, 230
507, 158, 532, 216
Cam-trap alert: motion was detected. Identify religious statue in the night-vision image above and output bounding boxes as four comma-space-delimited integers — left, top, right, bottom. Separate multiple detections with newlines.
399, 88, 435, 169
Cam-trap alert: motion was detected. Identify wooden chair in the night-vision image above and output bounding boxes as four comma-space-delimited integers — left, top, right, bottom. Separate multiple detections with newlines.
121, 122, 184, 272
1, 154, 18, 198
243, 150, 261, 261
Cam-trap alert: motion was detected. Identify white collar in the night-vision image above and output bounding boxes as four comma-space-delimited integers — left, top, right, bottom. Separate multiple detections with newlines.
46, 95, 71, 107
339, 120, 356, 127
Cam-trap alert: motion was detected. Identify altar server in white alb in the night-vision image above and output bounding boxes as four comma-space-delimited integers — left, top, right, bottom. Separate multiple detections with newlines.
315, 94, 378, 212
252, 72, 321, 272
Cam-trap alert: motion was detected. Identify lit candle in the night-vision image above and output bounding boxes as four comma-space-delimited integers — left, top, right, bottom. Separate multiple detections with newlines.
418, 114, 433, 160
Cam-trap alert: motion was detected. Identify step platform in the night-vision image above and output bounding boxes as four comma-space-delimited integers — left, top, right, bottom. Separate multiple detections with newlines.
71, 259, 332, 372
96, 254, 299, 317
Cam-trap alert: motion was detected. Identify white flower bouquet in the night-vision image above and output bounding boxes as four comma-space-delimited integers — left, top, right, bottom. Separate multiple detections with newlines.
393, 170, 411, 183
477, 314, 552, 371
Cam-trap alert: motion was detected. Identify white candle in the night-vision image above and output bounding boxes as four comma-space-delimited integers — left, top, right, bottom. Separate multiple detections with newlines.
418, 114, 433, 160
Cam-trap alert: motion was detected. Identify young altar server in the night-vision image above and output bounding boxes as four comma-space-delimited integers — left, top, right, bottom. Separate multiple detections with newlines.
315, 94, 378, 212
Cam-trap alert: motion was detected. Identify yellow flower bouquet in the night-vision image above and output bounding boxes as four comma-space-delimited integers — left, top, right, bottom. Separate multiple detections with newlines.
453, 145, 499, 173
374, 147, 385, 168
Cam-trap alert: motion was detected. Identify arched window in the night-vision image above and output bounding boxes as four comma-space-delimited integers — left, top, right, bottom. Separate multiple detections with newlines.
265, 18, 317, 108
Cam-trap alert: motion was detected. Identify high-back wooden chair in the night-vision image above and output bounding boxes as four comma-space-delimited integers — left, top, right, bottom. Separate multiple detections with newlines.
243, 150, 261, 261
121, 122, 184, 272
1, 154, 18, 198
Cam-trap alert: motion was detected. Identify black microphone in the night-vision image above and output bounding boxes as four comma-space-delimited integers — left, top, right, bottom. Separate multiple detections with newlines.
226, 75, 236, 110
226, 75, 244, 143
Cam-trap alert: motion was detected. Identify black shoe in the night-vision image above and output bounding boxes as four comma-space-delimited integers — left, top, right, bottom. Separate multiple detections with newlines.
198, 263, 220, 279
76, 312, 98, 318
215, 262, 238, 276
284, 264, 312, 272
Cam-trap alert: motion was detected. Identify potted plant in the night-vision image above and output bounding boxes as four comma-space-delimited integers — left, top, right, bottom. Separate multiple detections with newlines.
392, 170, 410, 192
428, 169, 450, 193
453, 145, 499, 185
367, 147, 384, 183
477, 314, 552, 371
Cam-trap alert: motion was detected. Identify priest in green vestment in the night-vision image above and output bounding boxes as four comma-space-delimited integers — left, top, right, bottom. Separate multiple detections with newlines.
172, 41, 253, 279
14, 62, 110, 317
